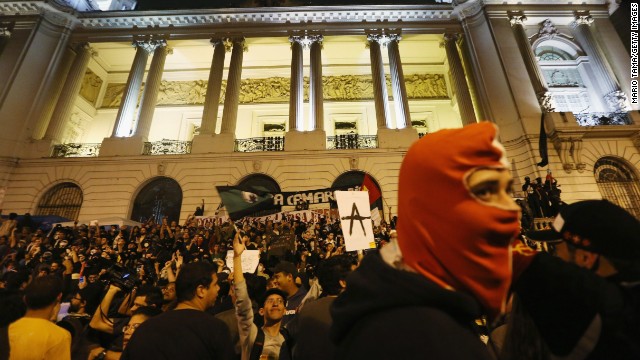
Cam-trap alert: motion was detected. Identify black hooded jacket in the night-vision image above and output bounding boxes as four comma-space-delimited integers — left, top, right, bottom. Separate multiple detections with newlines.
330, 251, 494, 359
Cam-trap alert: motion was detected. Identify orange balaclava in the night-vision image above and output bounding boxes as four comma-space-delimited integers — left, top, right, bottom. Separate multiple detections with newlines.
396, 122, 520, 319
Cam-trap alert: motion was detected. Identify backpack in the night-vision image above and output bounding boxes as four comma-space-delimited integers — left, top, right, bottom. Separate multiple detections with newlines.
249, 327, 293, 360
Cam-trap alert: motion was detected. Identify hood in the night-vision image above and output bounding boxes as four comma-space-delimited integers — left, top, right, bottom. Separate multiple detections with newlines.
396, 122, 520, 319
330, 251, 482, 343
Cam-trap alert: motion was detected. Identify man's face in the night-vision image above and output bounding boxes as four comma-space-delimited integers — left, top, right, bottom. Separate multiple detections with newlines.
129, 295, 148, 314
203, 273, 220, 308
272, 272, 291, 292
69, 293, 84, 313
162, 283, 176, 302
466, 169, 518, 211
123, 314, 149, 349
260, 294, 286, 322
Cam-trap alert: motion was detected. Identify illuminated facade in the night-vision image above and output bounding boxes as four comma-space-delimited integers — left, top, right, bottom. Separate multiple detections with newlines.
0, 0, 638, 221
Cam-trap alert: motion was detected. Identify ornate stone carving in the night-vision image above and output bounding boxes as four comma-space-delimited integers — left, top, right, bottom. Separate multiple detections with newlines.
133, 39, 166, 54
509, 15, 527, 27
79, 69, 103, 105
157, 162, 166, 175
537, 92, 556, 113
573, 14, 594, 27
452, 0, 485, 21
551, 136, 585, 173
101, 73, 449, 108
0, 22, 14, 37
537, 19, 559, 39
350, 157, 358, 170
253, 160, 262, 172
604, 90, 630, 112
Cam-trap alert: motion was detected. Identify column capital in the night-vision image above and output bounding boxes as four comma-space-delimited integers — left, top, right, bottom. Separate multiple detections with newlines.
441, 33, 461, 48
132, 39, 167, 54
572, 13, 594, 27
73, 42, 98, 57
230, 37, 247, 52
0, 22, 13, 37
508, 13, 527, 27
367, 33, 401, 48
210, 38, 233, 52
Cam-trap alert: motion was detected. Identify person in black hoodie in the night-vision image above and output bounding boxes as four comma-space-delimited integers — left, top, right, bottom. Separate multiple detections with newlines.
330, 123, 521, 359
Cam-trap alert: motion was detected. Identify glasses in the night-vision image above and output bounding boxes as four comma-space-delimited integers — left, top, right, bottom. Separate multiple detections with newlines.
122, 323, 142, 333
265, 298, 285, 305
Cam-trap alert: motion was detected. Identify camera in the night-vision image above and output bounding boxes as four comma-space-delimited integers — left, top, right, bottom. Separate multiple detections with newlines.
102, 264, 140, 292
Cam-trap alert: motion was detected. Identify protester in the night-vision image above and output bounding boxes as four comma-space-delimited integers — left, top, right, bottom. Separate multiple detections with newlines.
271, 261, 307, 327
289, 255, 353, 360
233, 231, 290, 360
330, 122, 521, 358
88, 306, 162, 360
5, 275, 71, 359
519, 199, 640, 358
121, 261, 234, 359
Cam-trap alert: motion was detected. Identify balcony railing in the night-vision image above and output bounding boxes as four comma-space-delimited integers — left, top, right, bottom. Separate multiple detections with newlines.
143, 139, 192, 155
235, 137, 284, 152
574, 112, 631, 126
327, 134, 378, 150
51, 143, 101, 158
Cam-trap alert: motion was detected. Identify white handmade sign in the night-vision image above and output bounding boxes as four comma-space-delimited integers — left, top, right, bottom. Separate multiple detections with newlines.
335, 191, 375, 252
225, 250, 261, 274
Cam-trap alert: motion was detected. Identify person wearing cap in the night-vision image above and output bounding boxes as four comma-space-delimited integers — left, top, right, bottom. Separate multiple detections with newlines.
331, 122, 521, 359
518, 199, 640, 358
233, 231, 291, 360
272, 260, 307, 327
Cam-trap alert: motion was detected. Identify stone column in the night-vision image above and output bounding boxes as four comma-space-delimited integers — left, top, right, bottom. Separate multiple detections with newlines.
443, 34, 477, 125
44, 43, 94, 143
309, 35, 324, 132
134, 41, 169, 140
219, 38, 245, 136
571, 14, 628, 112
111, 40, 155, 137
386, 34, 411, 129
288, 36, 304, 132
367, 34, 391, 130
509, 14, 555, 112
200, 38, 229, 135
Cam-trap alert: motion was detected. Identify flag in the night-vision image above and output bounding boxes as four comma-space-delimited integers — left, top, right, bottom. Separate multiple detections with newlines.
216, 185, 276, 221
537, 113, 548, 167
361, 174, 381, 205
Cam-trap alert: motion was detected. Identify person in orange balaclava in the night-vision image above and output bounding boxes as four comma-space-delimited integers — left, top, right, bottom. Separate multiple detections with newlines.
330, 122, 521, 359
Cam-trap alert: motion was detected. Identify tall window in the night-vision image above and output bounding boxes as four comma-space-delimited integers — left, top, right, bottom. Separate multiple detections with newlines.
36, 183, 83, 220
131, 177, 183, 224
594, 157, 640, 218
534, 37, 607, 114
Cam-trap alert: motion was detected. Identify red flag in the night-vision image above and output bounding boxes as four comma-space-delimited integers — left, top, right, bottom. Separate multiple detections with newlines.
362, 174, 381, 204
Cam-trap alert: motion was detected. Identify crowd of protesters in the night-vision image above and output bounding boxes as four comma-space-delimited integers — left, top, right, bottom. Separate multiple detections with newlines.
0, 206, 381, 359
0, 124, 638, 360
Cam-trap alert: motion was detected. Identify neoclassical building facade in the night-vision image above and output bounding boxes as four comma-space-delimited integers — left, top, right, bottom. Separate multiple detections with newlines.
0, 0, 638, 222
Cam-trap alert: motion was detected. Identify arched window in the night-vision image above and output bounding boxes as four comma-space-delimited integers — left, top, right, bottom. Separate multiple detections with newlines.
131, 177, 183, 224
533, 31, 607, 115
331, 171, 383, 210
237, 174, 282, 216
36, 183, 83, 220
594, 157, 640, 218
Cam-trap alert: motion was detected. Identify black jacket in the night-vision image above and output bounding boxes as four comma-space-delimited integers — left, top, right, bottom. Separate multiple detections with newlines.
330, 251, 493, 360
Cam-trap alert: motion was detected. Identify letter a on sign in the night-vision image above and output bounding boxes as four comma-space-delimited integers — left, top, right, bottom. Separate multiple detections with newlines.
335, 191, 375, 251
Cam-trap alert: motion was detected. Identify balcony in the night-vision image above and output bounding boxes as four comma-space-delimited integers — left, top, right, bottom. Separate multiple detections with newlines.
574, 112, 631, 126
142, 139, 192, 155
327, 134, 378, 150
235, 136, 285, 152
51, 143, 101, 158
